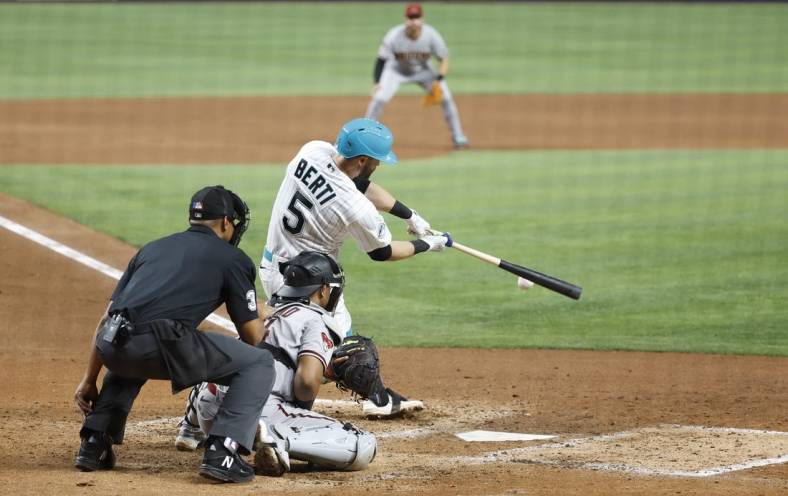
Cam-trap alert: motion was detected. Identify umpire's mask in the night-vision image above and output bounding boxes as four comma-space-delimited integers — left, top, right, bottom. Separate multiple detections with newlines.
189, 185, 250, 247
277, 251, 345, 313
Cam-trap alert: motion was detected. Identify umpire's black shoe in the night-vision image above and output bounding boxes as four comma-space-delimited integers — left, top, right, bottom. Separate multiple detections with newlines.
75, 432, 116, 472
199, 438, 255, 483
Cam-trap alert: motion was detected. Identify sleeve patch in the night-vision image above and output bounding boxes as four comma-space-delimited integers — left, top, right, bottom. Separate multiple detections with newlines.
321, 332, 335, 352
246, 289, 257, 311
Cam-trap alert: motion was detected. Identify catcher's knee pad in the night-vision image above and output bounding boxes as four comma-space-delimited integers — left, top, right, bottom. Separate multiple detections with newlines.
284, 422, 376, 471
195, 382, 227, 435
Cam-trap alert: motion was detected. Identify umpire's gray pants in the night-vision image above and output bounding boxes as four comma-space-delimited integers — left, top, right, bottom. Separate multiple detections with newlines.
82, 330, 274, 453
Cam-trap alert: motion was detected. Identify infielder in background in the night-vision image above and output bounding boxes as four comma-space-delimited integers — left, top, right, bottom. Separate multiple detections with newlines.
174, 118, 451, 451
196, 251, 377, 476
365, 3, 468, 149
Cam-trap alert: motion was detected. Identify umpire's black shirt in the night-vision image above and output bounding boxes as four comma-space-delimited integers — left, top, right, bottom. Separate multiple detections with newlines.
108, 225, 259, 328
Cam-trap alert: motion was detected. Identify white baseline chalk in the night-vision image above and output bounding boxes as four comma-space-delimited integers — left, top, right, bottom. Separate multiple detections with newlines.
0, 214, 237, 332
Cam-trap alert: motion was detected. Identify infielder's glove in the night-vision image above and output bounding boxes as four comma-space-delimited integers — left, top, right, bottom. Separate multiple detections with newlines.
421, 81, 443, 107
329, 335, 388, 407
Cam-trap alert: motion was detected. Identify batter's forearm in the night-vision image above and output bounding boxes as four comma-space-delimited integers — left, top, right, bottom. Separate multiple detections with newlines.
388, 240, 418, 260
365, 182, 397, 212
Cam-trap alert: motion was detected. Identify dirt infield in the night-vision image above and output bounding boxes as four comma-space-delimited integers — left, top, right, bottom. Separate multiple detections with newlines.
1, 94, 787, 165
1, 92, 787, 494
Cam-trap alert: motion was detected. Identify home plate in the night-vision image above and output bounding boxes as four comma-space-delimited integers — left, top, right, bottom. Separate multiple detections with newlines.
456, 430, 557, 442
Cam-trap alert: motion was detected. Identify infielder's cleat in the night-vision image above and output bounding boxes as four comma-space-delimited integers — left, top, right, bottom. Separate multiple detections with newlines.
362, 388, 424, 418
199, 438, 255, 483
175, 419, 206, 452
253, 421, 290, 477
452, 135, 469, 150
75, 432, 116, 472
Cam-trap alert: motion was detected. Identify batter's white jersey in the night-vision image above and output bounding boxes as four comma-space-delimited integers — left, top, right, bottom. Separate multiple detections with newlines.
378, 23, 449, 76
263, 302, 337, 402
264, 140, 392, 262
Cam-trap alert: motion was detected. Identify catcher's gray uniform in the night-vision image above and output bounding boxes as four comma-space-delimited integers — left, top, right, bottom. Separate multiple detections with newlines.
365, 21, 467, 147
195, 301, 377, 471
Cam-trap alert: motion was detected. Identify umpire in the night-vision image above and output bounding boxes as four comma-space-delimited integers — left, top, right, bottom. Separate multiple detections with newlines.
73, 185, 275, 483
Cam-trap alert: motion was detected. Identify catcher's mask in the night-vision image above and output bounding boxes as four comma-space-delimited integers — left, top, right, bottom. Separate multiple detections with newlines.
277, 251, 345, 313
335, 118, 398, 164
189, 185, 250, 246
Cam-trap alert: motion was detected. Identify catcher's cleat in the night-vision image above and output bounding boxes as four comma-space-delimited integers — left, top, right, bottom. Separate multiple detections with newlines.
452, 135, 469, 150
75, 432, 116, 472
362, 388, 424, 418
199, 437, 255, 483
175, 419, 206, 452
253, 421, 290, 477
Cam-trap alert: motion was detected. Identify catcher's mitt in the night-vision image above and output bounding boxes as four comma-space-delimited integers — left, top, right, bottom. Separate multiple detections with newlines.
421, 80, 443, 107
330, 335, 388, 407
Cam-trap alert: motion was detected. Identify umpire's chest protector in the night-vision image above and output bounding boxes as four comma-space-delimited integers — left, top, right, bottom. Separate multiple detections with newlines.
149, 320, 232, 393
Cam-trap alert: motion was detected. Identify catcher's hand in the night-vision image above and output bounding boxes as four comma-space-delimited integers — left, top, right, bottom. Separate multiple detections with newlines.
421, 81, 444, 107
329, 335, 388, 407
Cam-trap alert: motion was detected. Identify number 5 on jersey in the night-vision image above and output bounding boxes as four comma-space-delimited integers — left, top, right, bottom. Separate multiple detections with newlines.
283, 191, 314, 235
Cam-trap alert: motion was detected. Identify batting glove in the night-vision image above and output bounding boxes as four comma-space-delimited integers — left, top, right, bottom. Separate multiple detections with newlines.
420, 231, 453, 252
405, 210, 431, 236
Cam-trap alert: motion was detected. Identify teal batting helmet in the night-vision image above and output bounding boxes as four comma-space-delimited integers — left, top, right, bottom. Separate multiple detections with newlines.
335, 118, 398, 164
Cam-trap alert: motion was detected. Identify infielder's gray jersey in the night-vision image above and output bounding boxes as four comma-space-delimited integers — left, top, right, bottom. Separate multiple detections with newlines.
264, 141, 392, 262
263, 302, 336, 402
378, 23, 449, 75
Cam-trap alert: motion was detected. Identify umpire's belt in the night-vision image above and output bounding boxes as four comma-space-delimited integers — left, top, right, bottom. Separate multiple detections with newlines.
258, 342, 296, 370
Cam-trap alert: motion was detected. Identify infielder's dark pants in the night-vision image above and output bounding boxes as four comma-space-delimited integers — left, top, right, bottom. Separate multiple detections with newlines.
81, 331, 274, 453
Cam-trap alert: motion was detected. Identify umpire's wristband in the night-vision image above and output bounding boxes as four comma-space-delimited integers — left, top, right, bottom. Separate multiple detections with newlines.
411, 239, 430, 254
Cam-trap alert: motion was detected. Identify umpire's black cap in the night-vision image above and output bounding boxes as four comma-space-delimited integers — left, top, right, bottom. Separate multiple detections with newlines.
189, 185, 238, 221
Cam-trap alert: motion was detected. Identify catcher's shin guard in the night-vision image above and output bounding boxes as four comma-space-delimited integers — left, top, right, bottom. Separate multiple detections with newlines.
284, 422, 376, 471
253, 420, 290, 477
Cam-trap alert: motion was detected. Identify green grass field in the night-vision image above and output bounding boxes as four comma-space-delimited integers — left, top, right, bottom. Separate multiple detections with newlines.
1, 2, 787, 97
1, 3, 786, 355
3, 149, 787, 355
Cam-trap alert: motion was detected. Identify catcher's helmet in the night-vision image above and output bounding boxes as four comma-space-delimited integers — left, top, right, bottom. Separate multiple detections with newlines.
335, 118, 398, 164
277, 251, 345, 312
189, 185, 250, 247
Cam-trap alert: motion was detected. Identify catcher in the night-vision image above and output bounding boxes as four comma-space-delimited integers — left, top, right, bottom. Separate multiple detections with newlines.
194, 251, 388, 475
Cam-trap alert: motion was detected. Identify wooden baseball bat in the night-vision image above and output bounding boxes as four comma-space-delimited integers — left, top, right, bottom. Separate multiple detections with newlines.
450, 241, 583, 300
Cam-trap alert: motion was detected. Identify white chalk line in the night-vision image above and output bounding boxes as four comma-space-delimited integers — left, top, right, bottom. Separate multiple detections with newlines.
454, 424, 788, 477
0, 214, 237, 332
584, 455, 788, 478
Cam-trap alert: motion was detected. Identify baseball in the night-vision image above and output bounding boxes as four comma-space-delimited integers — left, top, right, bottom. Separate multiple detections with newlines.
517, 277, 534, 290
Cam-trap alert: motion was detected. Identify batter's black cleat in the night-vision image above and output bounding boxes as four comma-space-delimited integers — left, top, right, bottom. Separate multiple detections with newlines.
75, 432, 116, 472
199, 437, 255, 483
